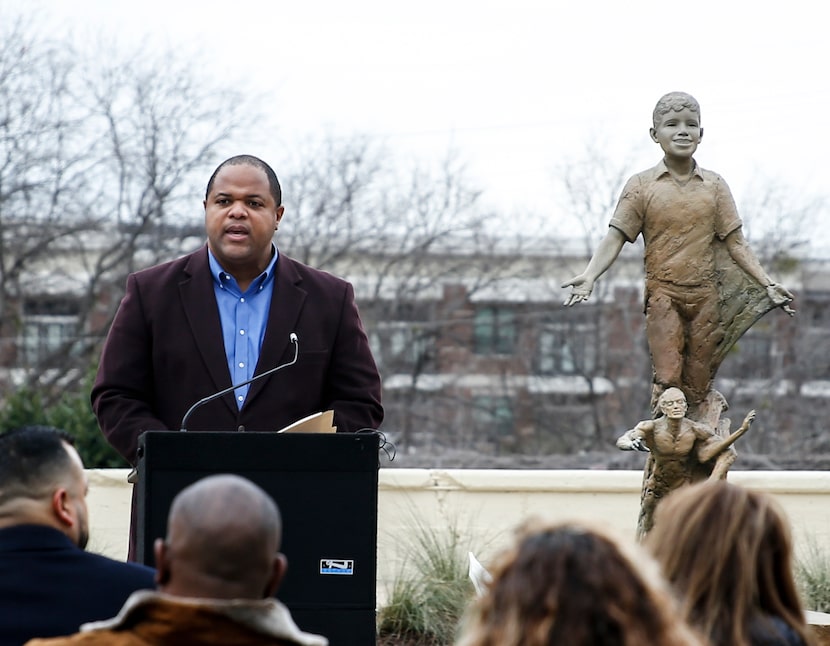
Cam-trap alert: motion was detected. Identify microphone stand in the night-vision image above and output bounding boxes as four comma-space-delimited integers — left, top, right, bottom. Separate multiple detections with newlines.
179, 333, 299, 431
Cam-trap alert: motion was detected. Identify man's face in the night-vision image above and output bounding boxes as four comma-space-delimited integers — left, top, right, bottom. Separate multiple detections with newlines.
204, 164, 284, 281
659, 393, 688, 419
649, 107, 702, 159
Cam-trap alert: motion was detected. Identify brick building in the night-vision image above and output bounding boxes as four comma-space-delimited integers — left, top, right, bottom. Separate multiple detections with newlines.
3, 233, 829, 462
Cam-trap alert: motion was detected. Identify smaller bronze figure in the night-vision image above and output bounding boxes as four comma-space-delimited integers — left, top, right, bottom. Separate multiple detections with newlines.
617, 387, 755, 538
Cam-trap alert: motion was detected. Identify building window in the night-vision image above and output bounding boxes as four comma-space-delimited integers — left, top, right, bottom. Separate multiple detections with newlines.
474, 306, 516, 355
721, 331, 774, 379
472, 396, 514, 438
799, 330, 830, 379
21, 298, 80, 366
538, 323, 598, 375
803, 293, 830, 327
369, 323, 431, 372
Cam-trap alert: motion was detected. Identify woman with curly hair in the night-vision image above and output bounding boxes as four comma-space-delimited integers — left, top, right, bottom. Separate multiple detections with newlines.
646, 480, 813, 646
455, 519, 704, 646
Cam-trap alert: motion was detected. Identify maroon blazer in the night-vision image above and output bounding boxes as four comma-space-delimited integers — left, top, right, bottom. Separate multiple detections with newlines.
92, 246, 383, 464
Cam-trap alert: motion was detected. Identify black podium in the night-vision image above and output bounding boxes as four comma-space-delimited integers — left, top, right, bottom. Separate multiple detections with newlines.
135, 431, 380, 645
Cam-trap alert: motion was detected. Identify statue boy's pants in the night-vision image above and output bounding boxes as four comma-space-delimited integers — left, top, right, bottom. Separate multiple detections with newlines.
645, 279, 723, 408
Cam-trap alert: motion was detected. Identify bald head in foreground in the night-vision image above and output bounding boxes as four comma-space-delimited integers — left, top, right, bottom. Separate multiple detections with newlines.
27, 474, 328, 645
156, 474, 285, 600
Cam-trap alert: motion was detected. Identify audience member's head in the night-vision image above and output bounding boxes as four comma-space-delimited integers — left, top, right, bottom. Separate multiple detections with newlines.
0, 426, 89, 548
647, 480, 812, 646
154, 474, 285, 600
455, 519, 704, 646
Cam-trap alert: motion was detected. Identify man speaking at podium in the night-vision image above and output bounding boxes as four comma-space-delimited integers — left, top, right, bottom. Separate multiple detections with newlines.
91, 155, 384, 550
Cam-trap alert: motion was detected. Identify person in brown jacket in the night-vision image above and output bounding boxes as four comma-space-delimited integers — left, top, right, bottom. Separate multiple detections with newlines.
26, 474, 327, 646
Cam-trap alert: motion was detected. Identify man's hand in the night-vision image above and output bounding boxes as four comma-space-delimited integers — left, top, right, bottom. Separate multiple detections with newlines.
616, 432, 648, 451
630, 437, 650, 452
742, 409, 756, 429
562, 274, 594, 307
766, 284, 795, 316
616, 436, 635, 451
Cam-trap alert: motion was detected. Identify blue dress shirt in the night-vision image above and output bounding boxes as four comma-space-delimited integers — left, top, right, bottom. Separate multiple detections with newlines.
208, 247, 278, 409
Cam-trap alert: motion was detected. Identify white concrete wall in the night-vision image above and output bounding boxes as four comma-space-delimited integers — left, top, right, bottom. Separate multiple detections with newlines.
85, 469, 135, 559
86, 469, 830, 601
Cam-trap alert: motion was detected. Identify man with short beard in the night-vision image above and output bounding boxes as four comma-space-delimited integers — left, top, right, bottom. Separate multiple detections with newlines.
0, 427, 155, 645
92, 154, 384, 560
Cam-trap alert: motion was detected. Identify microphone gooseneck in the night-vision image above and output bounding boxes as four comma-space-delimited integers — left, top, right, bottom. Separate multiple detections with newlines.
179, 333, 299, 431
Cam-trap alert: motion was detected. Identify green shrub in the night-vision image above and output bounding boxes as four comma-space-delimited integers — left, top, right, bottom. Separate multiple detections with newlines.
377, 516, 476, 646
0, 370, 127, 468
796, 535, 830, 613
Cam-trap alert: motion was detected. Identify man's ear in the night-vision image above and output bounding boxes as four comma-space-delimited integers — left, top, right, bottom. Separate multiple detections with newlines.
154, 538, 170, 587
264, 553, 288, 598
699, 126, 704, 141
649, 127, 658, 143
51, 488, 74, 528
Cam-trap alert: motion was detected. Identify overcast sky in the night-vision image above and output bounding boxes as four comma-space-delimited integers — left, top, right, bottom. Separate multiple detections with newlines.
23, 0, 830, 231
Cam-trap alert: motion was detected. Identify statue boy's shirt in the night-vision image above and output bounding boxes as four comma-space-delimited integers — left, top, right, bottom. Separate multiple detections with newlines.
609, 159, 743, 286
608, 158, 779, 372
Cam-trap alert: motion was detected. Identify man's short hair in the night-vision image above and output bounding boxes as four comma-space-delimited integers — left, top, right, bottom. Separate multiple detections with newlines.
205, 155, 282, 206
653, 92, 701, 128
0, 426, 75, 506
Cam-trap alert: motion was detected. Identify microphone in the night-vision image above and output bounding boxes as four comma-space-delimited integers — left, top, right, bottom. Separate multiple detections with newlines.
179, 333, 299, 431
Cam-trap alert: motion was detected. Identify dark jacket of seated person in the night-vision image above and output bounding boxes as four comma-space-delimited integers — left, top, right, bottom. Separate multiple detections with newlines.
0, 428, 155, 645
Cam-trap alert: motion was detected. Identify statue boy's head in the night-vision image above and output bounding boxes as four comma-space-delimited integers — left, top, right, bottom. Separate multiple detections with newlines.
650, 92, 703, 160
652, 92, 700, 129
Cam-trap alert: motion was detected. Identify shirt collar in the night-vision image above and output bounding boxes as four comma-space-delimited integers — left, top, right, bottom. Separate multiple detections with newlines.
208, 245, 279, 294
652, 158, 704, 181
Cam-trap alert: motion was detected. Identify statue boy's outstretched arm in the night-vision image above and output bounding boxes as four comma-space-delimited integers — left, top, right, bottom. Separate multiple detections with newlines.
697, 410, 756, 462
725, 229, 795, 315
562, 227, 627, 306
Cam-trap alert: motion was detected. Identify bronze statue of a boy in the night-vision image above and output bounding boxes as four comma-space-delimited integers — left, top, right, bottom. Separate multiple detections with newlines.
563, 92, 793, 415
